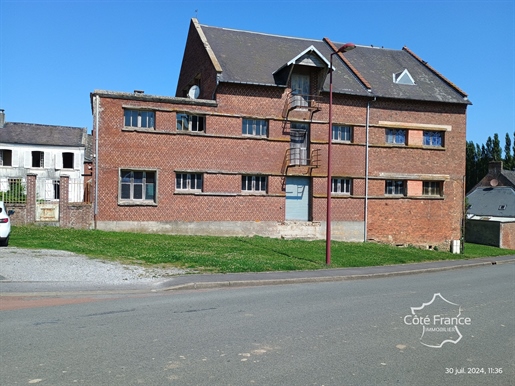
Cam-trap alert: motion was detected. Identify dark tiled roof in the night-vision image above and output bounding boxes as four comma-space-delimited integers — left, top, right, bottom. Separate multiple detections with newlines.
0, 122, 87, 147
199, 22, 470, 105
466, 187, 515, 217
201, 25, 368, 97
502, 169, 515, 186
84, 134, 94, 162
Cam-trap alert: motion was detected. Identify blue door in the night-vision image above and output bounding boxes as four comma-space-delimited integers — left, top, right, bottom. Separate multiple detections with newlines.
285, 177, 310, 221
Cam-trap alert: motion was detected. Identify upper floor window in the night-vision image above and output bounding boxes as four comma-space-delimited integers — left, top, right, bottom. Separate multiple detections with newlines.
176, 173, 203, 192
120, 170, 156, 202
386, 129, 406, 145
332, 125, 352, 142
423, 181, 442, 196
177, 114, 205, 132
242, 119, 267, 137
0, 149, 12, 166
124, 109, 155, 129
32, 151, 44, 168
62, 152, 74, 169
385, 180, 406, 196
423, 131, 443, 147
332, 178, 352, 195
242, 175, 267, 193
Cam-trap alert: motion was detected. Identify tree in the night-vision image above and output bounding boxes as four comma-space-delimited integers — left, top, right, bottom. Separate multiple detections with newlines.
504, 133, 513, 170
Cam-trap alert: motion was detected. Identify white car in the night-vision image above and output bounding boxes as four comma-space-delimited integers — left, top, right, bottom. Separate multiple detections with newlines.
0, 201, 11, 247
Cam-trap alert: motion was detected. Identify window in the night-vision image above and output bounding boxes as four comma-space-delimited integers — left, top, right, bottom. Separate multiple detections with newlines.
32, 151, 44, 168
176, 173, 202, 192
177, 114, 205, 132
62, 152, 74, 169
0, 149, 12, 166
332, 125, 352, 142
53, 180, 60, 200
120, 170, 156, 202
242, 175, 267, 193
423, 131, 443, 147
385, 129, 406, 145
124, 109, 155, 128
423, 181, 442, 196
385, 180, 406, 195
332, 178, 352, 194
393, 69, 415, 85
242, 119, 268, 137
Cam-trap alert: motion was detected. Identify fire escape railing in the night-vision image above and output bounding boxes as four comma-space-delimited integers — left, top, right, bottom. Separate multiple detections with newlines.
281, 148, 321, 175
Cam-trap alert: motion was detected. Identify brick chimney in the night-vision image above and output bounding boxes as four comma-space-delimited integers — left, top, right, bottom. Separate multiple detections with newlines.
0, 109, 4, 128
488, 161, 503, 177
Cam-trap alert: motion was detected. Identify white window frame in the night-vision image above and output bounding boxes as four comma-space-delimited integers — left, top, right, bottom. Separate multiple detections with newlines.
385, 129, 406, 145
242, 119, 268, 137
331, 178, 352, 195
177, 113, 205, 132
124, 109, 155, 129
242, 175, 267, 193
176, 173, 203, 192
332, 125, 352, 143
423, 131, 443, 147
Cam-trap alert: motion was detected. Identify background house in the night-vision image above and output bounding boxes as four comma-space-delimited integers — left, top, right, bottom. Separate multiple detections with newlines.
90, 18, 470, 251
466, 161, 515, 249
0, 109, 91, 221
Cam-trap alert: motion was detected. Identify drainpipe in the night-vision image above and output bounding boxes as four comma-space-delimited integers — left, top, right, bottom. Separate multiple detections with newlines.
94, 95, 99, 229
364, 97, 375, 242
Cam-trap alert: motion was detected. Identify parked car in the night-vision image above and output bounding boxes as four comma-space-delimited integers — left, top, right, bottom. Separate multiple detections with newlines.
0, 201, 11, 246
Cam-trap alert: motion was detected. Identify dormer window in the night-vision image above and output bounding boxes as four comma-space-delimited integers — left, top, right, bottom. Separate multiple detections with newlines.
393, 69, 415, 85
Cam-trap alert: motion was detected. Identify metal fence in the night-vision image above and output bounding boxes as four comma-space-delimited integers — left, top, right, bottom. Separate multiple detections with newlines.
0, 177, 93, 204
0, 178, 26, 203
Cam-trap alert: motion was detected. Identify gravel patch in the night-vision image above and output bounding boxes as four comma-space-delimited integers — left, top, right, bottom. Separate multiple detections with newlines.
0, 247, 189, 284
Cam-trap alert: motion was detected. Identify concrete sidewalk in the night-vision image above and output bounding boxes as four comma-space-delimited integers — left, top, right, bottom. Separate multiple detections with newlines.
156, 255, 515, 291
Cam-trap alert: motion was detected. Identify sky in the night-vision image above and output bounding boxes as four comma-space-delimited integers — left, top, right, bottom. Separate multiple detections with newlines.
0, 0, 514, 148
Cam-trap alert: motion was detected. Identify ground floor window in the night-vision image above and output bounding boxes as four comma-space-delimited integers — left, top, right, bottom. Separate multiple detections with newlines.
120, 170, 156, 202
242, 175, 267, 193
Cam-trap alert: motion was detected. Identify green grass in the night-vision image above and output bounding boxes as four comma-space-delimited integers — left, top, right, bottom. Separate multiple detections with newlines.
8, 226, 515, 274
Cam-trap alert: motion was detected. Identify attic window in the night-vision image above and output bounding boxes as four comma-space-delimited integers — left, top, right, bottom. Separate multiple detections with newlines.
393, 69, 415, 85
499, 205, 507, 210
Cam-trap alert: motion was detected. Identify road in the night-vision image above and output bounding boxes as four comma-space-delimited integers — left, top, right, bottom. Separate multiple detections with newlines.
1, 263, 513, 385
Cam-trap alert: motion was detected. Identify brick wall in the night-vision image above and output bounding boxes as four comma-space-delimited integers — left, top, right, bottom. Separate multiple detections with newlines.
92, 78, 466, 248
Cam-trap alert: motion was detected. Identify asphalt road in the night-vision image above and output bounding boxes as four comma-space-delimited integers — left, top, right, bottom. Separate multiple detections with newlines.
1, 263, 513, 385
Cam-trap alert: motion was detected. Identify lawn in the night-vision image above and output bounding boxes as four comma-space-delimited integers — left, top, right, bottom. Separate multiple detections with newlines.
8, 226, 515, 274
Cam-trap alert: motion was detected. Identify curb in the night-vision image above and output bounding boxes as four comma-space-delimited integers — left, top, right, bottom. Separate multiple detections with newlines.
161, 258, 514, 291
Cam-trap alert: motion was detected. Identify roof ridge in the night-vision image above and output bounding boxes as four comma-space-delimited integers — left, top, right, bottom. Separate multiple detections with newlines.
199, 20, 322, 44
6, 122, 86, 130
402, 46, 469, 100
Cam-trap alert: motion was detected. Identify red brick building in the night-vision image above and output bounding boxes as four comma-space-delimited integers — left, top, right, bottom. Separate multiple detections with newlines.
90, 19, 470, 250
